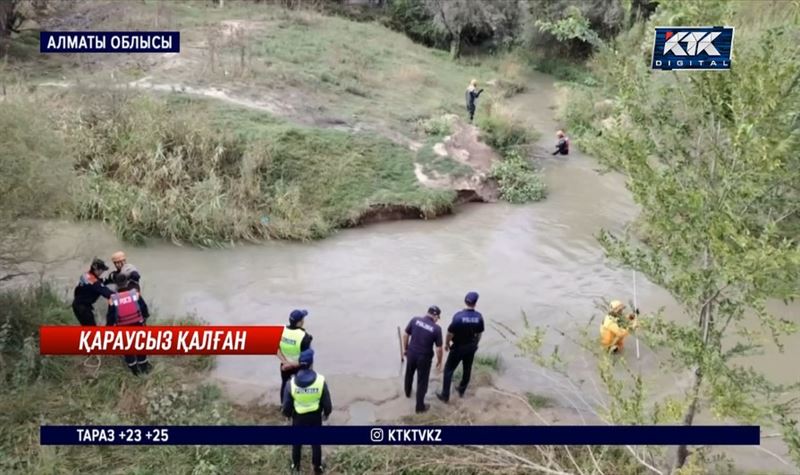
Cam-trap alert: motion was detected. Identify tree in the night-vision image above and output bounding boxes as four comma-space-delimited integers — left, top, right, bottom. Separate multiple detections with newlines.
423, 0, 476, 59
574, 0, 800, 471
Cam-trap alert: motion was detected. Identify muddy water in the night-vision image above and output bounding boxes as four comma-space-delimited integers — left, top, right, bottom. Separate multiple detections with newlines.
29, 71, 799, 472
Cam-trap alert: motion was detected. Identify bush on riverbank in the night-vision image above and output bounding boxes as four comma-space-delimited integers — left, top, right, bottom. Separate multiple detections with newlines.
71, 92, 454, 246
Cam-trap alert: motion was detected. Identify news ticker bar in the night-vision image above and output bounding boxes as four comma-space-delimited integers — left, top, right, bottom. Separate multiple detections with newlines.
41, 425, 760, 446
39, 326, 283, 355
40, 31, 180, 53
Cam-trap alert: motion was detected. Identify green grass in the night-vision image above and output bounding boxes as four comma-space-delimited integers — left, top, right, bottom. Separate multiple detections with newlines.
416, 137, 473, 179
69, 91, 455, 246
526, 392, 556, 409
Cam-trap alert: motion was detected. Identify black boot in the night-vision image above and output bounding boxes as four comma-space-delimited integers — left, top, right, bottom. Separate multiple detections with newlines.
314, 464, 325, 474
129, 364, 141, 376
138, 361, 152, 374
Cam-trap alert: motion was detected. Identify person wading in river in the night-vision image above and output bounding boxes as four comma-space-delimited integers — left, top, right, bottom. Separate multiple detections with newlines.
106, 273, 152, 375
553, 130, 570, 156
465, 79, 484, 123
437, 291, 484, 402
600, 300, 639, 353
277, 309, 314, 404
402, 305, 443, 413
71, 258, 113, 326
282, 349, 332, 475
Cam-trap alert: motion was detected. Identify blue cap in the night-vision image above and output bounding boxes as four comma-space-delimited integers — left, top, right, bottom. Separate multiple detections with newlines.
299, 348, 314, 366
428, 305, 441, 316
289, 309, 308, 323
465, 291, 479, 305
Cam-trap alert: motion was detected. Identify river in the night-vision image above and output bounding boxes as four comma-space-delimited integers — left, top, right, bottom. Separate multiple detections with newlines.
24, 71, 799, 472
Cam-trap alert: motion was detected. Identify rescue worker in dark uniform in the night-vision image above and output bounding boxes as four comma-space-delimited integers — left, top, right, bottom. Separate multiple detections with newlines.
71, 258, 113, 326
106, 250, 141, 292
465, 79, 484, 123
402, 305, 443, 413
106, 273, 151, 375
282, 349, 332, 475
277, 309, 314, 404
437, 291, 485, 403
552, 130, 569, 156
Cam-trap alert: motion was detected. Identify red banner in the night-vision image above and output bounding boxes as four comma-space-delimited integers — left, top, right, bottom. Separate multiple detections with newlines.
39, 326, 284, 355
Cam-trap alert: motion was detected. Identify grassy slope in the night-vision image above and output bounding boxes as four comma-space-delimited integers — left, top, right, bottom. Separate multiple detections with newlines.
3, 1, 539, 246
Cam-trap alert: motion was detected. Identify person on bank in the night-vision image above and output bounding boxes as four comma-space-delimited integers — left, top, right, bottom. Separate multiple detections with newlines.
282, 349, 332, 475
437, 291, 484, 403
106, 250, 141, 292
553, 130, 569, 156
403, 305, 443, 414
72, 258, 114, 326
600, 300, 639, 353
465, 79, 484, 123
277, 309, 314, 404
107, 273, 152, 375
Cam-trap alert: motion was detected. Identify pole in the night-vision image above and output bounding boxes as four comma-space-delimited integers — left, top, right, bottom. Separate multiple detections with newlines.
397, 326, 405, 363
633, 269, 640, 359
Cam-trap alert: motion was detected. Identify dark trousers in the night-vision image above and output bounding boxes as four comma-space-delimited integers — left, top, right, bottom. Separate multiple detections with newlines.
122, 322, 148, 373
72, 302, 96, 326
467, 104, 476, 122
292, 410, 322, 469
441, 344, 477, 400
280, 365, 300, 404
404, 353, 433, 411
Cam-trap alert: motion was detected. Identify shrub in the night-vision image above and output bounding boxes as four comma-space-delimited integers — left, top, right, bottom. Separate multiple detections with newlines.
418, 114, 454, 136
489, 149, 547, 203
477, 100, 537, 152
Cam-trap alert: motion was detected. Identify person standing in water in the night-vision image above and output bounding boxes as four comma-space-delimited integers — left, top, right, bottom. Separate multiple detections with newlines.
465, 79, 484, 123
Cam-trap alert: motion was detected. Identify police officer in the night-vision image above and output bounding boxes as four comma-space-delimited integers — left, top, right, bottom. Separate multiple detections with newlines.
437, 291, 484, 403
106, 250, 142, 292
277, 309, 314, 404
71, 258, 113, 326
282, 349, 332, 475
402, 305, 443, 413
106, 273, 152, 375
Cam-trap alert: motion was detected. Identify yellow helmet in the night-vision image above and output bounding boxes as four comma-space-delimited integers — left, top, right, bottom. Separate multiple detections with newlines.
610, 300, 625, 312
111, 251, 126, 263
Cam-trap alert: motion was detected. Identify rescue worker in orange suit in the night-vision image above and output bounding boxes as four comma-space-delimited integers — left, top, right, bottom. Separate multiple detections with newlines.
600, 300, 639, 353
106, 250, 141, 292
106, 273, 152, 375
553, 130, 569, 156
277, 309, 314, 404
71, 258, 113, 326
282, 349, 332, 475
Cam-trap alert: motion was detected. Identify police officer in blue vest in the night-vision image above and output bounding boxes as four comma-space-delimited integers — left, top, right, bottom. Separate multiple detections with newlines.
277, 309, 314, 404
282, 349, 332, 475
402, 305, 443, 413
437, 291, 485, 402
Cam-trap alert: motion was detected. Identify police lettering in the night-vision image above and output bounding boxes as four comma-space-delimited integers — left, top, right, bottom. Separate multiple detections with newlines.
460, 317, 481, 324
414, 320, 434, 333
77, 428, 115, 442
177, 330, 247, 352
387, 429, 442, 442
293, 386, 321, 394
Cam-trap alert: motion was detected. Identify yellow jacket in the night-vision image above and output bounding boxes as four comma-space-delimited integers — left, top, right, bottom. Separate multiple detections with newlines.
600, 314, 636, 350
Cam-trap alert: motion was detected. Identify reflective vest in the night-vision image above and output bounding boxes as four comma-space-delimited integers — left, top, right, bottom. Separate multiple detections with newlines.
291, 374, 325, 415
109, 290, 144, 326
280, 328, 305, 362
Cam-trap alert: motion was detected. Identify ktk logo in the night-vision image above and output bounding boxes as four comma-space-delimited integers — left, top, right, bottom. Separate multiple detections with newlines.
662, 30, 721, 56
651, 26, 734, 71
